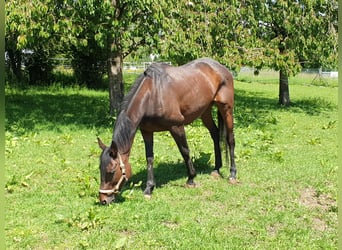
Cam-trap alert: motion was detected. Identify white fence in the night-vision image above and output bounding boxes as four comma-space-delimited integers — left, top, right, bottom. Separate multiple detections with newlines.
50, 58, 338, 86
123, 61, 172, 73
51, 59, 172, 72
237, 67, 338, 86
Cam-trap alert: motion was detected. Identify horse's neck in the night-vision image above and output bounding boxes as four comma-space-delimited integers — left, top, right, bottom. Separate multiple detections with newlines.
126, 81, 151, 124
112, 111, 139, 154
113, 99, 149, 152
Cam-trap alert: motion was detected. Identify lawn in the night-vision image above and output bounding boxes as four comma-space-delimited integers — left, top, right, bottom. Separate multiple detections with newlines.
5, 75, 337, 249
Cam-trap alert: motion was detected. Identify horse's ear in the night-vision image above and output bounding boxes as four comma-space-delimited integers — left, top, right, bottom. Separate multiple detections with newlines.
109, 141, 118, 158
97, 137, 107, 150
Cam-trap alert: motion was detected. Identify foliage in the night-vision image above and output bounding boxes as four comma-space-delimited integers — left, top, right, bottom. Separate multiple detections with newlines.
5, 75, 337, 249
158, 0, 337, 105
249, 0, 338, 75
159, 1, 259, 72
5, 0, 55, 50
56, 0, 110, 88
24, 48, 55, 84
5, 0, 60, 83
5, 0, 338, 106
159, 0, 337, 74
57, 0, 164, 90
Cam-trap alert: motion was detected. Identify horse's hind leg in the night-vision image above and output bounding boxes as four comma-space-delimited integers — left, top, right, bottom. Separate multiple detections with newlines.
217, 103, 237, 183
169, 125, 196, 186
201, 108, 222, 177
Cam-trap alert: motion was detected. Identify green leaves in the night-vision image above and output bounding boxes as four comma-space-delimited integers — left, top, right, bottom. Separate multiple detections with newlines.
57, 208, 105, 231
5, 0, 337, 91
161, 0, 337, 75
16, 35, 27, 48
6, 0, 55, 49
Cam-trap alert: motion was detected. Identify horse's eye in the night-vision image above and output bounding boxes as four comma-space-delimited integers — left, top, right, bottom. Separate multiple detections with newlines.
108, 165, 116, 174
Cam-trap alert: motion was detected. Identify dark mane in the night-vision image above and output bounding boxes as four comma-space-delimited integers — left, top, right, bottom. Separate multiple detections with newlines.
120, 73, 145, 112
112, 111, 135, 153
113, 63, 170, 152
144, 62, 170, 78
111, 74, 144, 152
120, 63, 170, 112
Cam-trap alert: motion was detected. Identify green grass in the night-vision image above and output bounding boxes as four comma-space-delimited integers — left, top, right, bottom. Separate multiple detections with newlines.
237, 69, 338, 87
5, 76, 337, 249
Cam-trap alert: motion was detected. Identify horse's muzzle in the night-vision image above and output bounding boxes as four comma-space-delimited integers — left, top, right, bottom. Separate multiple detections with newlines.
99, 192, 115, 205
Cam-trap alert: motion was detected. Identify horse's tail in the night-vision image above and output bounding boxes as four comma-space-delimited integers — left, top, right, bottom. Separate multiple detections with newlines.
217, 110, 228, 166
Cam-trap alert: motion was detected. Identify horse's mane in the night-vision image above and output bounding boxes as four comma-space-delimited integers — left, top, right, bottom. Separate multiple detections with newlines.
112, 110, 135, 153
113, 63, 170, 152
112, 74, 144, 152
120, 63, 170, 112
120, 73, 144, 112
144, 62, 170, 79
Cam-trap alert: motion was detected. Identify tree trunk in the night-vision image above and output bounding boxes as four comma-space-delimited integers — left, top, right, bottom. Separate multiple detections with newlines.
107, 0, 125, 116
107, 49, 124, 116
279, 70, 290, 106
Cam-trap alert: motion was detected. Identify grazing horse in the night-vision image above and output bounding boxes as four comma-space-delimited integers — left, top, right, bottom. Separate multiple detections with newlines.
97, 58, 236, 205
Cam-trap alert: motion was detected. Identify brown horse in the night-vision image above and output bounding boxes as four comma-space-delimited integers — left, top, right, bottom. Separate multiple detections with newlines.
97, 58, 236, 205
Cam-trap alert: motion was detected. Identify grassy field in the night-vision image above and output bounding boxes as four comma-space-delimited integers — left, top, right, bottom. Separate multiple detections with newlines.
236, 68, 338, 87
5, 75, 337, 249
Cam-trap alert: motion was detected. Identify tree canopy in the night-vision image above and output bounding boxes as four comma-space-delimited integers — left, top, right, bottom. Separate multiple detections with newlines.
6, 0, 338, 108
159, 0, 337, 105
5, 0, 59, 83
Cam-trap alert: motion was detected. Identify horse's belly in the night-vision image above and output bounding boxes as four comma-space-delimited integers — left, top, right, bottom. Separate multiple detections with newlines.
182, 109, 206, 124
139, 117, 182, 132
140, 103, 209, 132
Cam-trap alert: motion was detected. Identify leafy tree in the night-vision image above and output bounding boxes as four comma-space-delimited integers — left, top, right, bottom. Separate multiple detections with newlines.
61, 0, 164, 114
105, 0, 164, 115
58, 0, 108, 88
6, 0, 337, 109
160, 1, 248, 71
5, 0, 59, 84
250, 0, 338, 105
161, 0, 338, 106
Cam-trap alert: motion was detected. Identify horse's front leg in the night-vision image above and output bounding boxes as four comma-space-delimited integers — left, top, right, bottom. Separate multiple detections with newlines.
141, 130, 155, 198
170, 125, 196, 186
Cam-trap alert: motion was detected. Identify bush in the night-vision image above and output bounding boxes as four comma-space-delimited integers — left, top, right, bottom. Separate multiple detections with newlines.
24, 49, 54, 85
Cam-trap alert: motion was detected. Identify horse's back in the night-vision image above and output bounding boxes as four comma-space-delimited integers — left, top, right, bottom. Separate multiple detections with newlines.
187, 58, 234, 104
141, 58, 233, 127
164, 58, 233, 97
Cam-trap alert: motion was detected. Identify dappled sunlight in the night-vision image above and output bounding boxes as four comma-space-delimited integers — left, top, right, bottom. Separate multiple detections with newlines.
6, 89, 110, 134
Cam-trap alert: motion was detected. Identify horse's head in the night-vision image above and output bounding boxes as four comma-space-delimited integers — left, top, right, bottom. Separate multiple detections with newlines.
97, 138, 131, 205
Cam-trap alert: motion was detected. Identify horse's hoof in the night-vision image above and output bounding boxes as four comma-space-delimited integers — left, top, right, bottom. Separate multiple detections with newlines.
144, 194, 152, 199
228, 177, 238, 185
211, 170, 221, 178
185, 183, 196, 188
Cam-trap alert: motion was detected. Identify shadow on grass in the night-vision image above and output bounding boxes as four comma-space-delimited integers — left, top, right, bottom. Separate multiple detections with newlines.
123, 152, 213, 194
6, 91, 111, 134
233, 89, 336, 129
6, 86, 336, 134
